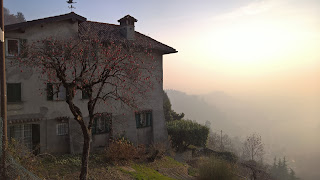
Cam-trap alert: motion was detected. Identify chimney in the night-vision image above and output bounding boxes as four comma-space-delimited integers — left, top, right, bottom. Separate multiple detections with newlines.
118, 15, 137, 40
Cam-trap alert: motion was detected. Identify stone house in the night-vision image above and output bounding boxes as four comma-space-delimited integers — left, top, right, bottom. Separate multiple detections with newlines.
4, 12, 176, 154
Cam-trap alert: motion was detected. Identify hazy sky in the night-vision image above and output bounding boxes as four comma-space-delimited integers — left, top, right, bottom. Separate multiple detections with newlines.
4, 0, 320, 98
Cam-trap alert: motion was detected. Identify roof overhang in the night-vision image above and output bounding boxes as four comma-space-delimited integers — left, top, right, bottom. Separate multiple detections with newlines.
5, 12, 87, 32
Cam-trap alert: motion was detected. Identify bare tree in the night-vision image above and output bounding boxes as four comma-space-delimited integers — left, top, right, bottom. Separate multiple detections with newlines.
242, 133, 264, 162
207, 131, 234, 152
15, 36, 156, 179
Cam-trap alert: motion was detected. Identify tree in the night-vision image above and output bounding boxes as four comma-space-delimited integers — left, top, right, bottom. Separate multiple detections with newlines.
167, 119, 209, 151
242, 133, 264, 162
207, 131, 234, 152
163, 91, 173, 121
15, 36, 156, 179
163, 91, 184, 121
270, 156, 299, 180
4, 7, 26, 25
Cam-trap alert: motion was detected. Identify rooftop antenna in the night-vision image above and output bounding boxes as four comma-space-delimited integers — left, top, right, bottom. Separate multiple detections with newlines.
67, 0, 77, 12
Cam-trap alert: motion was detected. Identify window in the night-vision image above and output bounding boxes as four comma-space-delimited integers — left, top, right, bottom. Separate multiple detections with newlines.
9, 124, 32, 151
47, 83, 66, 101
135, 111, 152, 128
92, 113, 112, 134
82, 89, 89, 99
6, 38, 19, 56
56, 123, 69, 136
7, 83, 21, 102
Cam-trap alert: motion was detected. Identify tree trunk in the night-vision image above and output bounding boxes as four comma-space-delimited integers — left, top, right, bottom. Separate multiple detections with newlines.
79, 125, 91, 180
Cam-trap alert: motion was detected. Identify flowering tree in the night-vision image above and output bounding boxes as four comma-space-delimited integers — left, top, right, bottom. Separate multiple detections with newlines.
15, 36, 156, 180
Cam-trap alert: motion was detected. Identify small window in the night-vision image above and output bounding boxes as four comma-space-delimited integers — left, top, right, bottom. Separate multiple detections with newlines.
47, 83, 66, 101
7, 83, 21, 102
135, 111, 152, 128
6, 39, 19, 56
82, 89, 89, 99
92, 113, 112, 135
56, 123, 69, 136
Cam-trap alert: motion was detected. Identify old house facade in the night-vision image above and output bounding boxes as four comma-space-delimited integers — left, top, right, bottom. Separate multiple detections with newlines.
4, 13, 176, 154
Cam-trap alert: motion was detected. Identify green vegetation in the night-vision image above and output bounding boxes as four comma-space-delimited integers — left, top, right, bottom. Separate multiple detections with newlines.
163, 91, 185, 121
167, 119, 209, 151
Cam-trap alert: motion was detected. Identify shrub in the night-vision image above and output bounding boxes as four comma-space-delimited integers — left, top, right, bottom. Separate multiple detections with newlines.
106, 137, 138, 162
148, 142, 167, 160
7, 139, 38, 170
198, 156, 237, 180
167, 120, 209, 151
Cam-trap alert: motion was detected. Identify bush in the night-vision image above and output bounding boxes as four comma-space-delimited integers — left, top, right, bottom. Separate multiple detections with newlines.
167, 120, 209, 151
7, 139, 38, 171
198, 156, 237, 180
194, 148, 238, 163
106, 137, 138, 162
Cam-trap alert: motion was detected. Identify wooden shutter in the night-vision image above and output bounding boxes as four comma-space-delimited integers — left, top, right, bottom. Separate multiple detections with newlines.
7, 83, 21, 102
135, 113, 141, 128
7, 83, 14, 102
105, 114, 112, 133
146, 112, 152, 127
19, 39, 28, 58
47, 83, 53, 100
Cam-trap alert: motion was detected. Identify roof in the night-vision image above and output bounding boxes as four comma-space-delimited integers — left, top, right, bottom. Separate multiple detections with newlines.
118, 15, 138, 23
79, 21, 177, 54
5, 13, 177, 54
5, 12, 87, 31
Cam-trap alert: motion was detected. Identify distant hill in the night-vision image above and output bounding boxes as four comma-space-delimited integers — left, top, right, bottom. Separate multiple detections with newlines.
165, 89, 320, 179
165, 90, 249, 136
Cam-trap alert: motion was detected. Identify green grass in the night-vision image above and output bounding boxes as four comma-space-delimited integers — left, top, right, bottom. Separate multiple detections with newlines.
151, 156, 184, 169
122, 164, 176, 180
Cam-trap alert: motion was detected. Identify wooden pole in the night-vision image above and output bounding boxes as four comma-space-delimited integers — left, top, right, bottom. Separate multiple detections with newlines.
0, 0, 7, 179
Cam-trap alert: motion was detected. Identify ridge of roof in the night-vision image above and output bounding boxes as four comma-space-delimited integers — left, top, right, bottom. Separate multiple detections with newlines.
85, 20, 119, 27
5, 12, 87, 31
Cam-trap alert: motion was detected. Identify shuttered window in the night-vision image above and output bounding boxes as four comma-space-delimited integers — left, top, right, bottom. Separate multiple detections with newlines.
92, 113, 112, 135
135, 111, 152, 128
6, 39, 19, 56
82, 89, 89, 99
47, 83, 66, 101
7, 83, 21, 102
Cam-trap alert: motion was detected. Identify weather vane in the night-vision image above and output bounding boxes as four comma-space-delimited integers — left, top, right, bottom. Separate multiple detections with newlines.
67, 0, 77, 12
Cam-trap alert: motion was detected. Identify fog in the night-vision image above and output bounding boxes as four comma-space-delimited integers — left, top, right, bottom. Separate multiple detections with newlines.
166, 90, 320, 180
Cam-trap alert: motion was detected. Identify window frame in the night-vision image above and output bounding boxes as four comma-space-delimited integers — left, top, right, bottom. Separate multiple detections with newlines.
56, 123, 69, 136
5, 38, 20, 57
135, 110, 152, 129
92, 113, 112, 135
9, 124, 32, 151
7, 83, 22, 103
47, 83, 66, 101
